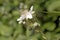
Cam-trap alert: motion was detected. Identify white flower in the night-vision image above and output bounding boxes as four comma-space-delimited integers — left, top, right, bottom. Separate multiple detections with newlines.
33, 22, 40, 27
23, 21, 26, 24
18, 20, 22, 24
33, 22, 38, 26
17, 6, 35, 24
26, 11, 33, 19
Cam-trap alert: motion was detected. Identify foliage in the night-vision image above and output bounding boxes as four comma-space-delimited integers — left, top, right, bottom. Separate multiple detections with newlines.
0, 0, 60, 40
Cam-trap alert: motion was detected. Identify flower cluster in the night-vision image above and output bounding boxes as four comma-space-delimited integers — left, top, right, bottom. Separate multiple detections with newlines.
17, 6, 35, 24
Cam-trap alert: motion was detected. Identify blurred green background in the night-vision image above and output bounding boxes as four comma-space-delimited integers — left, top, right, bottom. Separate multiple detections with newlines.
0, 0, 60, 40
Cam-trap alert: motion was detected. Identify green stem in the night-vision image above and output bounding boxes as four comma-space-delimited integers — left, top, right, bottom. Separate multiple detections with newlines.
26, 20, 31, 40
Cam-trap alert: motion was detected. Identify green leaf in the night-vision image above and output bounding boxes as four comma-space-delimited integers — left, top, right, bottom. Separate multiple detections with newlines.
45, 0, 60, 11
0, 36, 13, 40
13, 0, 19, 6
45, 32, 60, 40
55, 27, 60, 32
16, 35, 26, 40
45, 32, 52, 40
51, 34, 60, 40
0, 0, 4, 4
28, 34, 38, 40
43, 22, 56, 31
13, 24, 23, 37
0, 22, 13, 36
